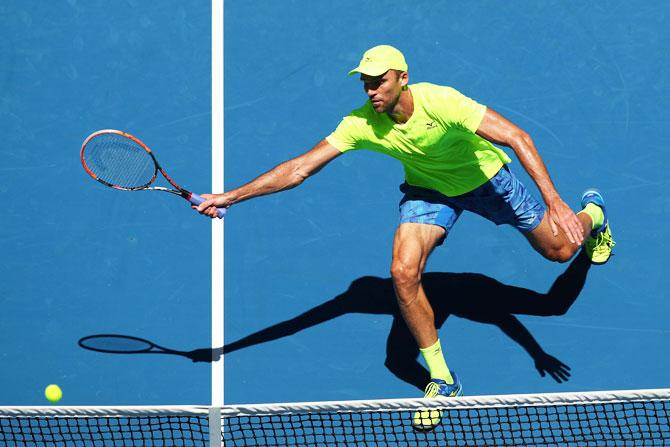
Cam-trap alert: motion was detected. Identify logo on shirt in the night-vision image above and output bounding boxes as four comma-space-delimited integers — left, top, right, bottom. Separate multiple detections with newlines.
426, 121, 438, 130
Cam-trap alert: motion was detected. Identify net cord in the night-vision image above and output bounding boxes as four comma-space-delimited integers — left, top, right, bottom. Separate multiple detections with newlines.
3, 388, 668, 418
217, 387, 670, 417
0, 406, 210, 417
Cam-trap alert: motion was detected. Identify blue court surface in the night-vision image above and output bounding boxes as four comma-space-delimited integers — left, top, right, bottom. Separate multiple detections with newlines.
1, 1, 669, 407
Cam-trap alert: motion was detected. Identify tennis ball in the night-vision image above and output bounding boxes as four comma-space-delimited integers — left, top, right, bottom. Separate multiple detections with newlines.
44, 384, 62, 403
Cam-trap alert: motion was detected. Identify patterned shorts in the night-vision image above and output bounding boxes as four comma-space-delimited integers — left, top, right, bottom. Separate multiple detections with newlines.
399, 166, 545, 243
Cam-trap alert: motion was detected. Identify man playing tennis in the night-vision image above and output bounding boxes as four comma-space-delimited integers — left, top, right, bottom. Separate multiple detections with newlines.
196, 45, 615, 430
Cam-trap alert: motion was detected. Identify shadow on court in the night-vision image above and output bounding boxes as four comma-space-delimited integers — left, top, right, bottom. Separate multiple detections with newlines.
224, 251, 592, 391
77, 334, 223, 363
77, 252, 590, 390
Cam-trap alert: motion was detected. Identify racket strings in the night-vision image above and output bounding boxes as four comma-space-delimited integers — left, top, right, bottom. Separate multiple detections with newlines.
84, 133, 156, 189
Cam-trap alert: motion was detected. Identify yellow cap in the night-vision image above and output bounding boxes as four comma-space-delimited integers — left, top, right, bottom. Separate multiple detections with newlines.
348, 45, 408, 76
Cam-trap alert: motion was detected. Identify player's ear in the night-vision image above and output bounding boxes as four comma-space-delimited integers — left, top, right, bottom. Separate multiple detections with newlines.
398, 71, 409, 89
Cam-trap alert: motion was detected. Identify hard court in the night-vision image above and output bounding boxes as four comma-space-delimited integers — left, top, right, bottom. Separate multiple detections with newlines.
0, 1, 668, 407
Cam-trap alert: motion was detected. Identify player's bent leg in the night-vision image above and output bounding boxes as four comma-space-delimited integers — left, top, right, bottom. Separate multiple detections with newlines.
580, 189, 615, 264
525, 190, 615, 264
524, 213, 593, 263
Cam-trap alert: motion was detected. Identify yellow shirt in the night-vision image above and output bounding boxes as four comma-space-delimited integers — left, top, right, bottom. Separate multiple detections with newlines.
326, 83, 512, 197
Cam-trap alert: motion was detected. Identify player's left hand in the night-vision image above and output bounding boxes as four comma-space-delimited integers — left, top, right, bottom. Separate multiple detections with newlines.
546, 198, 584, 245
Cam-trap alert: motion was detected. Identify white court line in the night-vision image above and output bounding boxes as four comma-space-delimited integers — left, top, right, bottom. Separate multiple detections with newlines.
211, 0, 224, 409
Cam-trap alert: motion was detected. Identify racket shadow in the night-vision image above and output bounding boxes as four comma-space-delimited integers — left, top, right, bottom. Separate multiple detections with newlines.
225, 250, 592, 390
77, 334, 224, 363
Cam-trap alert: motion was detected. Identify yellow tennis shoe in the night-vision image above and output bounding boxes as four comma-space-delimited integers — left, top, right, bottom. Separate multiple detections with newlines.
412, 375, 463, 432
581, 189, 615, 264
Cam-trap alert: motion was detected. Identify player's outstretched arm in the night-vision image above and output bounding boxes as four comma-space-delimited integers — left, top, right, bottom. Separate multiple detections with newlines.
195, 139, 342, 218
475, 108, 584, 244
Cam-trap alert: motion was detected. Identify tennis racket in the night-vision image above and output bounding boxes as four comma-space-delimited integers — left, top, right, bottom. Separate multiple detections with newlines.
80, 129, 225, 219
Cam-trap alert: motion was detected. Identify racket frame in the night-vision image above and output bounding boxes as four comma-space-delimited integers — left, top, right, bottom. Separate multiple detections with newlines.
80, 129, 192, 200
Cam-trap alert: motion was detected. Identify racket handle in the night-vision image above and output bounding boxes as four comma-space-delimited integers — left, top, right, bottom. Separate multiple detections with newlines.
189, 193, 226, 219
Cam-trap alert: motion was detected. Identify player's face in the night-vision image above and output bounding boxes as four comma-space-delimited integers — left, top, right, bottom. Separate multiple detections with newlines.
361, 70, 406, 113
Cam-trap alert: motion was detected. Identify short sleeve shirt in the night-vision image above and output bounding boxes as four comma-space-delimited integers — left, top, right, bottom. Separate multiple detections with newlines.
326, 83, 512, 197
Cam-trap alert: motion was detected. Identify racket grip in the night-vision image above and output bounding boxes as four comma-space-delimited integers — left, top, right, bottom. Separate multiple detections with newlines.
189, 193, 226, 219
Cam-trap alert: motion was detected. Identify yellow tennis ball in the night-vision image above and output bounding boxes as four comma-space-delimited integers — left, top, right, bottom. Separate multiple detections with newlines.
44, 384, 62, 403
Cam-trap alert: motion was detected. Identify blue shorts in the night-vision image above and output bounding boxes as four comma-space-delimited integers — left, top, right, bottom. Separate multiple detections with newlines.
399, 166, 545, 242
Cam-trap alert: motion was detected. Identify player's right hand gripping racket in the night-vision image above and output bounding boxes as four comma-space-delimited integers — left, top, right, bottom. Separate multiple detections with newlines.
80, 129, 225, 218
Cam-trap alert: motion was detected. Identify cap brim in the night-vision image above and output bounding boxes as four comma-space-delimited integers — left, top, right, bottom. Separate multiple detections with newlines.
347, 63, 389, 77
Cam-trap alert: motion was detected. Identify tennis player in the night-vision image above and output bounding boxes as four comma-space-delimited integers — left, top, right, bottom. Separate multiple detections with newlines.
196, 45, 615, 430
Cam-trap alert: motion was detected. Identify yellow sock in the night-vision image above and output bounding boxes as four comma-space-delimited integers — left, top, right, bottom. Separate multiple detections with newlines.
419, 339, 453, 384
579, 203, 604, 230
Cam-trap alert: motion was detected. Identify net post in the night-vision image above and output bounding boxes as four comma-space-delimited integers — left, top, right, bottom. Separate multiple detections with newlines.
208, 406, 222, 447
211, 0, 224, 444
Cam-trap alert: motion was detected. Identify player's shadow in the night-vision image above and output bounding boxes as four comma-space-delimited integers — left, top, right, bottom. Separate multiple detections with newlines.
225, 251, 592, 390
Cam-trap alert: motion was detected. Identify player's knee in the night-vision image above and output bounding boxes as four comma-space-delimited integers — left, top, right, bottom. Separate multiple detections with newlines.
543, 247, 574, 264
390, 259, 421, 287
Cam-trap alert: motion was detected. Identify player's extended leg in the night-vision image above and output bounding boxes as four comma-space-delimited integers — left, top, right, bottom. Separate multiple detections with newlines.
390, 223, 463, 431
391, 222, 445, 350
525, 189, 614, 264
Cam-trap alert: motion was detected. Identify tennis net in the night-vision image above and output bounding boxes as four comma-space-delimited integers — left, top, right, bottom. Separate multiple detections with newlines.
0, 406, 216, 447
1, 388, 669, 446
